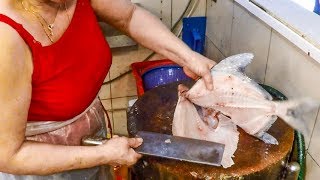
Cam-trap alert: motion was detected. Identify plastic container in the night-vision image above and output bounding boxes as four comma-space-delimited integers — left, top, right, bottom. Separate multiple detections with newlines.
131, 60, 191, 96
142, 65, 191, 91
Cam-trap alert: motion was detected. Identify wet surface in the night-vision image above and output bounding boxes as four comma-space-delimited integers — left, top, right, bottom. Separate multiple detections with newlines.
128, 81, 294, 179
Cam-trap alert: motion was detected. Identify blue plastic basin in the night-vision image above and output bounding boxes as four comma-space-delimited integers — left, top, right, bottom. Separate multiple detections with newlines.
142, 65, 191, 91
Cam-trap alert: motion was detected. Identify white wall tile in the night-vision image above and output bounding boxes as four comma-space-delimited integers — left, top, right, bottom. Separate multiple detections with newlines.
265, 28, 320, 100
172, 0, 189, 27
112, 96, 138, 110
306, 153, 320, 180
206, 0, 233, 56
99, 74, 111, 99
110, 73, 137, 98
230, 4, 271, 83
110, 46, 152, 80
113, 110, 129, 136
265, 31, 320, 147
171, 0, 206, 35
99, 84, 111, 99
103, 73, 110, 83
161, 0, 172, 28
192, 0, 207, 17
204, 36, 225, 62
101, 99, 112, 111
309, 110, 320, 163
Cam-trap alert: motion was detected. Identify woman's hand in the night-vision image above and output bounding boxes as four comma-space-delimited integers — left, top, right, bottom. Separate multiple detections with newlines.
103, 136, 143, 166
182, 52, 216, 90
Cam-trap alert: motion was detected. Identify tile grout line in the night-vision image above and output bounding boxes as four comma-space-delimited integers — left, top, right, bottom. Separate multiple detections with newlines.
307, 106, 320, 150
229, 0, 235, 56
308, 152, 320, 167
171, 0, 173, 28
205, 0, 208, 16
100, 95, 138, 101
263, 28, 273, 84
205, 35, 226, 58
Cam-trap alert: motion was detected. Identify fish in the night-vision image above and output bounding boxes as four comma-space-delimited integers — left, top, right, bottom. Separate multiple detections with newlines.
172, 85, 239, 168
172, 53, 318, 168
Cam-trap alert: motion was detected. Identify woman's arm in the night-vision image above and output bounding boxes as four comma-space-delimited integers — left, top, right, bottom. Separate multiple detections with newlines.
91, 0, 215, 90
0, 24, 141, 175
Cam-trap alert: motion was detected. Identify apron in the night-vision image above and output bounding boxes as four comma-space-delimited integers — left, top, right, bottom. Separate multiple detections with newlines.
0, 98, 113, 180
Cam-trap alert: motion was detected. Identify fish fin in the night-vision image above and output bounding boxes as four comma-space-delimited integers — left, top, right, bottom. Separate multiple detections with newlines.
257, 133, 279, 145
212, 53, 273, 100
253, 115, 278, 136
212, 53, 254, 73
275, 98, 320, 136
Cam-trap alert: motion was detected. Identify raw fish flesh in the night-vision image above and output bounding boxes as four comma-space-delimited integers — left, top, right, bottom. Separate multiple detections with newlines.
173, 85, 239, 168
172, 53, 318, 168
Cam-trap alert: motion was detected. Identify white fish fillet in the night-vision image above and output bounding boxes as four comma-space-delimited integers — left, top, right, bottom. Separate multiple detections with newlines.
173, 53, 318, 168
173, 85, 239, 168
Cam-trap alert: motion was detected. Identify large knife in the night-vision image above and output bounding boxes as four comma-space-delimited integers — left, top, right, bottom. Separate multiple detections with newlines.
82, 131, 225, 166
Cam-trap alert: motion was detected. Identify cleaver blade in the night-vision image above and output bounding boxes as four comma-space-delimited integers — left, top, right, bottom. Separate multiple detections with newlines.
135, 131, 224, 166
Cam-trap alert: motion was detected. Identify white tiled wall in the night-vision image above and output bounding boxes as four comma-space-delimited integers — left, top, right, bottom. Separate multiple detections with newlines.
161, 0, 172, 27
306, 153, 320, 180
206, 0, 234, 56
206, 0, 320, 178
205, 37, 225, 62
265, 31, 320, 149
172, 0, 206, 28
172, 0, 190, 26
230, 4, 271, 83
309, 112, 320, 164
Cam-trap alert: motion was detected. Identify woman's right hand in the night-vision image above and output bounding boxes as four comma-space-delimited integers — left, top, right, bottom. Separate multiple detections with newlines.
102, 136, 143, 166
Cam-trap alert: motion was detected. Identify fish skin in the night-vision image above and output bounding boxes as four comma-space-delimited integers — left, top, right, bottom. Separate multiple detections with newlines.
206, 114, 239, 168
173, 85, 239, 168
172, 53, 319, 168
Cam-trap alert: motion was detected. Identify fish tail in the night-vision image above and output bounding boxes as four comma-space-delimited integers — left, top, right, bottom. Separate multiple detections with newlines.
275, 98, 319, 136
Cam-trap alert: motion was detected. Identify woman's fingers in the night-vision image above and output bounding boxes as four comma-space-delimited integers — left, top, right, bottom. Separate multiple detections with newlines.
183, 65, 213, 90
183, 67, 199, 80
129, 148, 142, 159
128, 137, 143, 148
203, 59, 216, 91
181, 51, 216, 91
125, 149, 141, 166
202, 71, 213, 90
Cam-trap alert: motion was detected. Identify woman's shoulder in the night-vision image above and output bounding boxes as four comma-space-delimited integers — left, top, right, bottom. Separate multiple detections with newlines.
0, 22, 33, 76
0, 1, 27, 47
0, 22, 28, 54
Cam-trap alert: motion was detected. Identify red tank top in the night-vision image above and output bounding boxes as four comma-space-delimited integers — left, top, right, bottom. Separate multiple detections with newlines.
0, 0, 112, 121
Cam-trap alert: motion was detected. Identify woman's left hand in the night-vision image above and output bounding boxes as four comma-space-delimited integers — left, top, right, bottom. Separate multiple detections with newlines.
182, 52, 216, 90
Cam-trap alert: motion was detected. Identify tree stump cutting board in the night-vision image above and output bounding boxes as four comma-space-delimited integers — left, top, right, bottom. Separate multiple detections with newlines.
128, 81, 294, 180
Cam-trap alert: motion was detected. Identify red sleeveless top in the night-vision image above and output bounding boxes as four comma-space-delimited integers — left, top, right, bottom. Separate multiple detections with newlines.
0, 0, 112, 121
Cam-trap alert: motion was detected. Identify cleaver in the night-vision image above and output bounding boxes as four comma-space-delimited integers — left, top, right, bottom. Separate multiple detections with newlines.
82, 131, 225, 166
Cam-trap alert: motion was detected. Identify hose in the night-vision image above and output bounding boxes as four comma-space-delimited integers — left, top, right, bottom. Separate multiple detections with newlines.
295, 131, 306, 180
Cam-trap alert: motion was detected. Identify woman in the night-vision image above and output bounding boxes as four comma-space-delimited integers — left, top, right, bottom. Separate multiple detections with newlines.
0, 0, 215, 179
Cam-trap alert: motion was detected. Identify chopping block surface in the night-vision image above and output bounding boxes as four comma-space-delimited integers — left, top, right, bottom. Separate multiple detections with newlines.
128, 81, 294, 179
